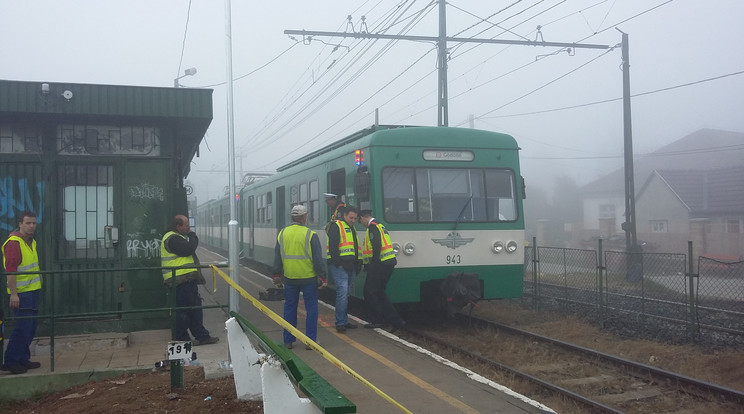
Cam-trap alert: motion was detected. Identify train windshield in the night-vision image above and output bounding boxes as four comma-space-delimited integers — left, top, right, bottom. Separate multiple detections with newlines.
382, 167, 517, 223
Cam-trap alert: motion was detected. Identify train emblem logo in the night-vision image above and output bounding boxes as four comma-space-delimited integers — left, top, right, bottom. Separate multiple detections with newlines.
431, 232, 474, 250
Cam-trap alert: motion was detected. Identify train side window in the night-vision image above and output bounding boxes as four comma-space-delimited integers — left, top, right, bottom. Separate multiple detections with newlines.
309, 179, 319, 224
266, 191, 273, 223
485, 169, 517, 221
299, 182, 308, 208
382, 167, 415, 223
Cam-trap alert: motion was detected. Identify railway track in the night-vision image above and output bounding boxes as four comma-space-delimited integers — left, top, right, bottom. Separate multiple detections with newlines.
403, 314, 744, 413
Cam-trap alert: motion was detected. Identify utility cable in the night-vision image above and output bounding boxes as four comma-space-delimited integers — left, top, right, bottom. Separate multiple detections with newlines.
175, 0, 193, 80
482, 69, 744, 119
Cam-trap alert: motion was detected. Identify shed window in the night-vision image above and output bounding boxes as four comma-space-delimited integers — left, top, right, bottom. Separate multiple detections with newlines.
0, 122, 42, 153
58, 165, 115, 259
57, 124, 160, 156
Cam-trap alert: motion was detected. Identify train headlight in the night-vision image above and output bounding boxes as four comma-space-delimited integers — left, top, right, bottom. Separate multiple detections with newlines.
392, 243, 401, 255
506, 240, 518, 253
492, 241, 504, 254
403, 242, 416, 255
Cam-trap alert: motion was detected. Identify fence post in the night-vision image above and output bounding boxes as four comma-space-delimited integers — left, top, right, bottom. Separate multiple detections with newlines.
532, 237, 539, 311
169, 268, 184, 389
687, 241, 697, 340
597, 238, 605, 326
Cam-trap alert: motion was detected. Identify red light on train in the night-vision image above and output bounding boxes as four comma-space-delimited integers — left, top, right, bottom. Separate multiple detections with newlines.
355, 149, 364, 166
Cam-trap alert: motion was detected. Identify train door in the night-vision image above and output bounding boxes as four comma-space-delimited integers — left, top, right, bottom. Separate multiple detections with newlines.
247, 195, 255, 258
328, 168, 346, 215
275, 186, 286, 231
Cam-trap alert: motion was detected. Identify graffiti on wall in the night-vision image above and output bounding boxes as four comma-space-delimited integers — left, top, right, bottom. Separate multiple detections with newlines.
0, 176, 44, 231
128, 183, 164, 201
126, 228, 162, 258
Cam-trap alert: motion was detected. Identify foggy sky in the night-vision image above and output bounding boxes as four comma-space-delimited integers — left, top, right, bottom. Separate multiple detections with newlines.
1, 0, 742, 203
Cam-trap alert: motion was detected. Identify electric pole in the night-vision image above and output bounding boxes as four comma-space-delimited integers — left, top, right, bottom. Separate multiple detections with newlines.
618, 30, 638, 255
286, 1, 639, 257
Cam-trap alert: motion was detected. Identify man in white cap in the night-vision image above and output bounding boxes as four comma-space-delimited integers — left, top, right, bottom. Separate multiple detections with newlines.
324, 193, 346, 222
272, 204, 326, 349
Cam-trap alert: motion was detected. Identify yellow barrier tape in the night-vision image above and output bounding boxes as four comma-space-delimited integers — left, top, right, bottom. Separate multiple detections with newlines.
210, 265, 412, 414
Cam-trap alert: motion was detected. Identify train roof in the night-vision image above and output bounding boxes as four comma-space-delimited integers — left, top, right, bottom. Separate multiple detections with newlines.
277, 125, 517, 172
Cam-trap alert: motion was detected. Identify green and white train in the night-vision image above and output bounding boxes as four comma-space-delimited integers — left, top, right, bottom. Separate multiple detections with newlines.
197, 125, 525, 308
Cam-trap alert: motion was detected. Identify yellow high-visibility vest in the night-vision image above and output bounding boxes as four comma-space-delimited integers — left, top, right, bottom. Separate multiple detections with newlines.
160, 231, 196, 281
278, 224, 316, 279
362, 221, 395, 264
325, 220, 357, 259
3, 235, 42, 293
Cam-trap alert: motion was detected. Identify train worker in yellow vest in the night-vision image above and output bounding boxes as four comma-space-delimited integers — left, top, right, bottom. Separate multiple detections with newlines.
161, 215, 219, 346
324, 193, 346, 222
2, 211, 42, 375
359, 210, 406, 333
326, 205, 362, 333
272, 204, 327, 349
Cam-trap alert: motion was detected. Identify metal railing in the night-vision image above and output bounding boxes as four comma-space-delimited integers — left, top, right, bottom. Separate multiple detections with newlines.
525, 240, 744, 346
0, 264, 228, 372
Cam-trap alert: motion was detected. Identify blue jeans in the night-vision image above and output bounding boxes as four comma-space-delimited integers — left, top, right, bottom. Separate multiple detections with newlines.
175, 280, 210, 341
3, 289, 40, 367
283, 280, 318, 344
330, 265, 354, 327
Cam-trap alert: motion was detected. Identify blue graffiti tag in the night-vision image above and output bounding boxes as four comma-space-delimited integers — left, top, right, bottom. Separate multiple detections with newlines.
0, 176, 44, 231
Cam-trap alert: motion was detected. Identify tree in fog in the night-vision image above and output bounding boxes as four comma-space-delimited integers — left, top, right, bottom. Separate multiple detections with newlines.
524, 175, 582, 247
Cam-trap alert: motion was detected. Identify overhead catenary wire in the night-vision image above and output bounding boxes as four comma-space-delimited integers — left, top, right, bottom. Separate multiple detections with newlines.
248, 1, 436, 166
241, 1, 410, 152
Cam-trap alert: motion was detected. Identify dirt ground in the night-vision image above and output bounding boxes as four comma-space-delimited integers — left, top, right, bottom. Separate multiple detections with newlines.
1, 367, 262, 414
471, 300, 744, 392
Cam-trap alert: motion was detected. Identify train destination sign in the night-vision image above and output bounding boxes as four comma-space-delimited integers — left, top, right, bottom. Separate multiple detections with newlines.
422, 150, 474, 161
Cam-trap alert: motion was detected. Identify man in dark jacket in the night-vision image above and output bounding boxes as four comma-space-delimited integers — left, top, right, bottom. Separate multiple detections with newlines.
326, 205, 361, 332
359, 210, 405, 332
161, 215, 219, 346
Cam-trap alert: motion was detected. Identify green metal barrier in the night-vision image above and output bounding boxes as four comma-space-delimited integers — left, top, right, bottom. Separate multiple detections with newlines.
230, 311, 357, 414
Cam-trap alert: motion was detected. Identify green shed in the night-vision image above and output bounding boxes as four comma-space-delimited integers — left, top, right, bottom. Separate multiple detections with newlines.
0, 79, 213, 334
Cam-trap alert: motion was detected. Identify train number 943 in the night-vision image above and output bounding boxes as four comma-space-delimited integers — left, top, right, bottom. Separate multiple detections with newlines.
446, 255, 461, 264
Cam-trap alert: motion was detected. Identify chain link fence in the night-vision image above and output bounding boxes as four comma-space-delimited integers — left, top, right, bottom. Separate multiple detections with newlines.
524, 243, 744, 347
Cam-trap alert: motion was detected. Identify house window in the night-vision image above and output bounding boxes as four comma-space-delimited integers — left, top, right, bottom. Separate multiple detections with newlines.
650, 220, 668, 233
58, 165, 115, 259
599, 204, 616, 219
726, 219, 742, 233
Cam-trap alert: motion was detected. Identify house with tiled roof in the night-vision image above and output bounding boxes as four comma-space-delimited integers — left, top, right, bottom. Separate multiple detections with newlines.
635, 167, 744, 256
579, 129, 744, 255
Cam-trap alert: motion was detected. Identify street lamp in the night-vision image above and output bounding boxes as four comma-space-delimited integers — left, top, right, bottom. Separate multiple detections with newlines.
174, 67, 197, 87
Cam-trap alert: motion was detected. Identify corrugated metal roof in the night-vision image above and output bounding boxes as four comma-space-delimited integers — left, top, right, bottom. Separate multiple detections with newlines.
0, 79, 212, 120
0, 79, 213, 177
